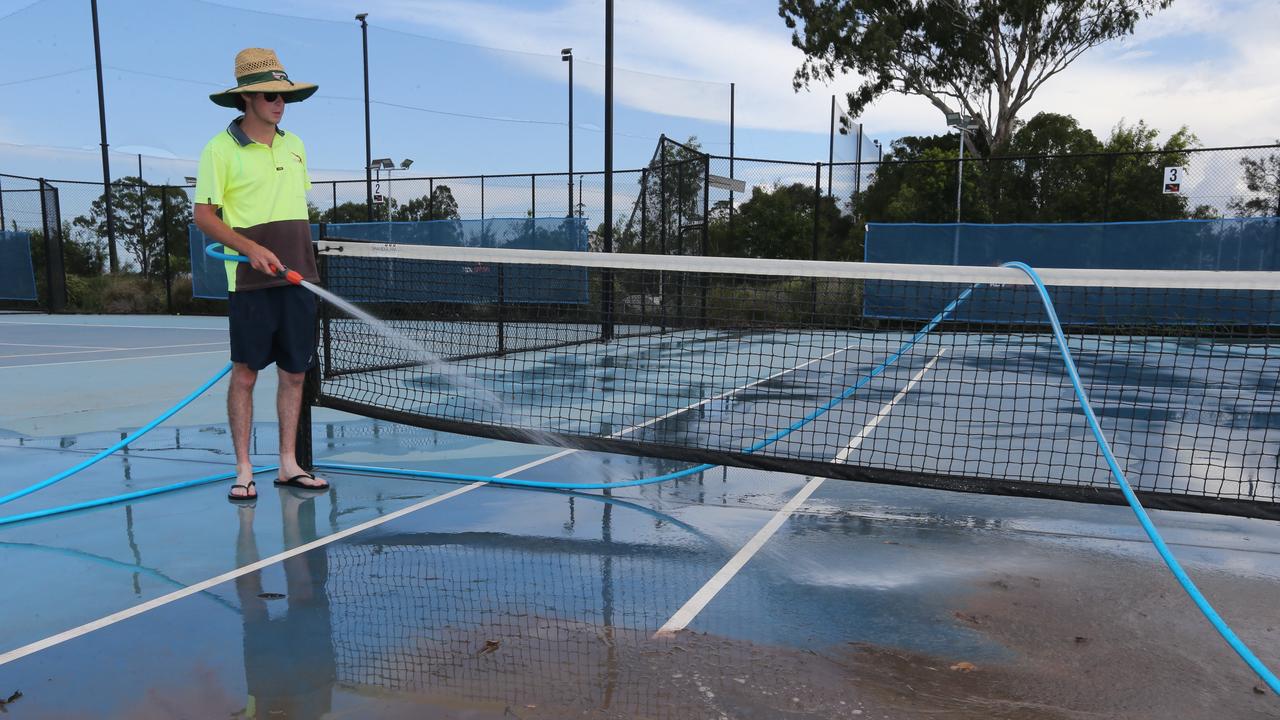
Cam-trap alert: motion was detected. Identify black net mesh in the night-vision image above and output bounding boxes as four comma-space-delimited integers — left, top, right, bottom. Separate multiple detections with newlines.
313, 239, 1280, 519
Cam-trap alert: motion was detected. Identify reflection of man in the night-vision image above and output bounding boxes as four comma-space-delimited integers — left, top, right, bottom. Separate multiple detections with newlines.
234, 488, 335, 718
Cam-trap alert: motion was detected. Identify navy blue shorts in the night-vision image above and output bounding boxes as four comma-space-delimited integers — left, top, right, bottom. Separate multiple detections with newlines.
228, 285, 318, 373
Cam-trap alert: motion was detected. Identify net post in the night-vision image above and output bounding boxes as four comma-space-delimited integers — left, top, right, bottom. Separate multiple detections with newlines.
318, 223, 332, 379
297, 362, 318, 472
297, 223, 322, 471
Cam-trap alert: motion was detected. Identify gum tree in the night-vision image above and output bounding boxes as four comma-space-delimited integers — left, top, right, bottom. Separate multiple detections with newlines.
780, 0, 1174, 156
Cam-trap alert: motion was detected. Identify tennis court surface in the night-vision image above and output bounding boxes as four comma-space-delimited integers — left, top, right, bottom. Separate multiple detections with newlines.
2, 251, 1280, 719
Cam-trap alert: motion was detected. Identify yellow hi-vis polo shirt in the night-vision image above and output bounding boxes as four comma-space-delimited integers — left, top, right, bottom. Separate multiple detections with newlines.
195, 117, 319, 292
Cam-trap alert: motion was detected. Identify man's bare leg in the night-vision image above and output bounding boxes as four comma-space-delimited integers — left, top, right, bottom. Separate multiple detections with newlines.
228, 362, 258, 498
277, 367, 327, 488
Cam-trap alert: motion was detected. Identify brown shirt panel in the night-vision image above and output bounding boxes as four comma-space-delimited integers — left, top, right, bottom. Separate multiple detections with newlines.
232, 220, 320, 292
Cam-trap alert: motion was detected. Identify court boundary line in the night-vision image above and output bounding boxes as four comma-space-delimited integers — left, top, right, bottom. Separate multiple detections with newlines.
0, 320, 225, 331
654, 348, 947, 637
0, 331, 927, 664
0, 443, 583, 668
0, 349, 229, 370
0, 342, 228, 360
611, 338, 872, 440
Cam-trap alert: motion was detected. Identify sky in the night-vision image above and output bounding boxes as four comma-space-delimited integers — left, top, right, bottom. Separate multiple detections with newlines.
0, 0, 1277, 187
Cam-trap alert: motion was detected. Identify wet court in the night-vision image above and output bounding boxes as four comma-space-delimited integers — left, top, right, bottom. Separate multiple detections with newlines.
1, 313, 1279, 718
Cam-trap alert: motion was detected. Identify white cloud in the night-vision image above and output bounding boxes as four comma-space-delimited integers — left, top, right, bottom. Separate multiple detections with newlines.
351, 0, 840, 135
1023, 0, 1280, 146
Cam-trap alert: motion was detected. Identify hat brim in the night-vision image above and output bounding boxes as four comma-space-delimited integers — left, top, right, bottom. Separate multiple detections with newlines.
210, 81, 318, 108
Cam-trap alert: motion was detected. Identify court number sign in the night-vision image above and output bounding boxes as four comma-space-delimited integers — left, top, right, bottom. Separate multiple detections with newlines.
1163, 166, 1187, 195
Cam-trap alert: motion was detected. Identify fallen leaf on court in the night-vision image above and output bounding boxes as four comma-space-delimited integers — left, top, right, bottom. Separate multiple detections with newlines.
478, 639, 501, 655
949, 662, 977, 672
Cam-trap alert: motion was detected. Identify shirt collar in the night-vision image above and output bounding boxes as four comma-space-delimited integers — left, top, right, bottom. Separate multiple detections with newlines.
226, 116, 286, 147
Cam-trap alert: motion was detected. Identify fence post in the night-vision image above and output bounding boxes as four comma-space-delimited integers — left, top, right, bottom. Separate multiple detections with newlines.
161, 186, 172, 314
659, 136, 668, 255
38, 179, 66, 312
812, 163, 821, 260
701, 155, 710, 257
640, 168, 648, 253
1102, 154, 1115, 222
530, 174, 536, 219
428, 178, 435, 221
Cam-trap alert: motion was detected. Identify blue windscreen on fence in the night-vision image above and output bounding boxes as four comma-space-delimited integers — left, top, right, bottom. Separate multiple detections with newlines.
0, 231, 37, 301
189, 217, 590, 303
863, 218, 1280, 325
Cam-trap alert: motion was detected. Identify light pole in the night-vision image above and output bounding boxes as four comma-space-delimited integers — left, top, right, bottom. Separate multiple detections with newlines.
90, 0, 117, 272
561, 48, 573, 217
369, 157, 390, 222
945, 111, 979, 264
356, 13, 373, 222
872, 139, 882, 164
372, 158, 412, 223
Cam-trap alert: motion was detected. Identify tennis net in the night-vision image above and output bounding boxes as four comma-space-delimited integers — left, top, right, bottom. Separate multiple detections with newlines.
311, 238, 1280, 518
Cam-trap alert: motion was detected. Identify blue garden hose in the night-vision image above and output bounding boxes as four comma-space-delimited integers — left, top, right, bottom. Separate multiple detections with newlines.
4, 258, 1277, 693
1002, 260, 1280, 695
206, 242, 302, 284
0, 363, 234, 507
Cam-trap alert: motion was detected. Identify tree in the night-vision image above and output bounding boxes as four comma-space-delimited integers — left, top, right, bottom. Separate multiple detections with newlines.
316, 201, 369, 224
858, 114, 1214, 224
623, 136, 706, 254
393, 185, 460, 221
780, 0, 1173, 156
73, 177, 193, 277
1102, 120, 1215, 221
1229, 144, 1280, 217
716, 182, 856, 259
856, 134, 994, 223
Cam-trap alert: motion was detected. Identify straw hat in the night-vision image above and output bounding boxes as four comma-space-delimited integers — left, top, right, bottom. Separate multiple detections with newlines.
209, 48, 318, 108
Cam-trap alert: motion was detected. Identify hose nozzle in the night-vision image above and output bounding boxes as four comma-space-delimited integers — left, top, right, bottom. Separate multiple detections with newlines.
274, 265, 304, 286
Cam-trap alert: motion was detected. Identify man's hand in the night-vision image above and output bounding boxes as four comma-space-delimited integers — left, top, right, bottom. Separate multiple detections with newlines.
243, 244, 284, 277
193, 203, 284, 278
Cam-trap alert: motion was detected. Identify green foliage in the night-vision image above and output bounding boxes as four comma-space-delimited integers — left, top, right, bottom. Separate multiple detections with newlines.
72, 178, 193, 278
316, 201, 370, 224
714, 182, 856, 259
621, 137, 707, 254
1229, 143, 1280, 217
779, 0, 1173, 154
859, 114, 1215, 223
393, 184, 461, 221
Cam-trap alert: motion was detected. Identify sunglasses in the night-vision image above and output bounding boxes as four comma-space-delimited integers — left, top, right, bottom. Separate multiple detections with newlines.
258, 92, 282, 102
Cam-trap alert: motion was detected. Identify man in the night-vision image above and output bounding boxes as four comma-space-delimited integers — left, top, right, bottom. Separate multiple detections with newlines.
195, 48, 328, 501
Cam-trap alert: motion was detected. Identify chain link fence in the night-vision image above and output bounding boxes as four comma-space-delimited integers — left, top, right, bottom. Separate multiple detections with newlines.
4, 142, 1278, 314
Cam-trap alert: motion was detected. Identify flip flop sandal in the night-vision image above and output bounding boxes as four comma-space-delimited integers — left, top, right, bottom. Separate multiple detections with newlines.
227, 480, 257, 503
274, 473, 329, 491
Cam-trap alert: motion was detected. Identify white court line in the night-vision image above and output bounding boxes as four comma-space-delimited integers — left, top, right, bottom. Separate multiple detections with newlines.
0, 342, 116, 350
0, 437, 579, 667
0, 342, 228, 360
0, 320, 223, 331
0, 349, 229, 370
653, 348, 947, 638
611, 340, 867, 439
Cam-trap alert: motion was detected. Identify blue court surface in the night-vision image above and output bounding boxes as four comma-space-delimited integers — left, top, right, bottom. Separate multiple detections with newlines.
1, 314, 1279, 718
